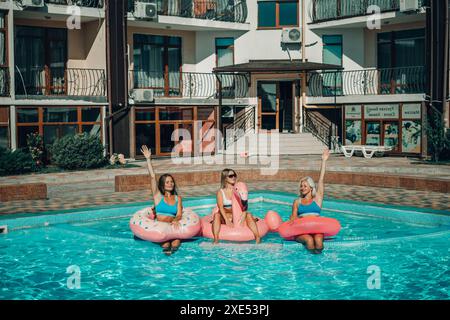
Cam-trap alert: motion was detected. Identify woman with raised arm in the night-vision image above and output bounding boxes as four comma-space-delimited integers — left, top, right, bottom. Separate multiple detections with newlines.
290, 149, 330, 254
212, 169, 261, 244
140, 145, 183, 255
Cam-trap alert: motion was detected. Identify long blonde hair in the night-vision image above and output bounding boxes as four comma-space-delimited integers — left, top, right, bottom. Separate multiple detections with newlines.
299, 176, 317, 198
220, 169, 236, 189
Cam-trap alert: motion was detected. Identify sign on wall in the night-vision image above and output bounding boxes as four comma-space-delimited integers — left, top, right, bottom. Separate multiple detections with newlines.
364, 104, 399, 119
402, 104, 422, 119
345, 105, 362, 119
402, 120, 421, 153
345, 120, 362, 145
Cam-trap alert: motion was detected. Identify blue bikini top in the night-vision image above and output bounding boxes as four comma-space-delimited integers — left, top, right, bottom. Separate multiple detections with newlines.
155, 195, 178, 216
298, 199, 321, 217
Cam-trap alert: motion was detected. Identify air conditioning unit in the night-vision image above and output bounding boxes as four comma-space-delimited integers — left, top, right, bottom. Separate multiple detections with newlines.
400, 0, 419, 12
281, 28, 302, 44
22, 0, 45, 7
134, 1, 158, 20
132, 89, 155, 102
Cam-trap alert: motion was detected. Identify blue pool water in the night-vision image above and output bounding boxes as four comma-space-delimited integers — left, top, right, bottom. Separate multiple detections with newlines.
0, 192, 449, 300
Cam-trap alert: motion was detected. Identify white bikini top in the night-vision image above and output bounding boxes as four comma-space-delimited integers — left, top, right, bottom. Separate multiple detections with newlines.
221, 189, 232, 208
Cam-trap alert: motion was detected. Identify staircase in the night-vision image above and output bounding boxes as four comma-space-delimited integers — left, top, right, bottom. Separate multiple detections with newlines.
223, 132, 328, 155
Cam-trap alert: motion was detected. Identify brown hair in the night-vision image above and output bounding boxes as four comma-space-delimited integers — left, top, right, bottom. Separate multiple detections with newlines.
158, 174, 178, 195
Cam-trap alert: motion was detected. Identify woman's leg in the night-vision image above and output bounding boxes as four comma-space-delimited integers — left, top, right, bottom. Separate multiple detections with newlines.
296, 234, 315, 252
161, 241, 172, 255
212, 212, 223, 244
171, 239, 181, 253
313, 234, 324, 254
245, 212, 261, 244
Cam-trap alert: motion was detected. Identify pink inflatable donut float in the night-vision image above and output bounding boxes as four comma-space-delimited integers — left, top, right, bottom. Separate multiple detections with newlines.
278, 216, 341, 240
130, 207, 201, 243
200, 182, 282, 242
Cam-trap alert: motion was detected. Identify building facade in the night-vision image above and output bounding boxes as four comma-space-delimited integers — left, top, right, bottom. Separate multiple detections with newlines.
0, 0, 448, 159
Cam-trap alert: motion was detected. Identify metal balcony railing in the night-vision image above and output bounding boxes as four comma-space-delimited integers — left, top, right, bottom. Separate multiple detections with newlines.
308, 66, 426, 97
15, 66, 107, 97
310, 0, 425, 23
128, 0, 248, 24
130, 70, 248, 99
223, 106, 255, 149
44, 0, 104, 8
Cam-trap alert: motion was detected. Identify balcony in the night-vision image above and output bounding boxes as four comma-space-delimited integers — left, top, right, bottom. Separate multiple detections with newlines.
15, 67, 107, 99
308, 66, 426, 97
130, 70, 248, 100
128, 0, 248, 24
0, 67, 9, 97
45, 0, 104, 8
310, 0, 425, 24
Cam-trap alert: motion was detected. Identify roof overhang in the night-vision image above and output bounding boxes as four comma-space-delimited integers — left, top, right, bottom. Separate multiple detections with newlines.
213, 59, 343, 74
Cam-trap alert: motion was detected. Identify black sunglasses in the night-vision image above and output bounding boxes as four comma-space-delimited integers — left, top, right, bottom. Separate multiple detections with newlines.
228, 173, 237, 178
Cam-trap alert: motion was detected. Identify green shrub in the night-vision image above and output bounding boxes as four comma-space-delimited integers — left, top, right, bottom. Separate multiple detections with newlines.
0, 147, 34, 176
50, 133, 107, 170
426, 110, 450, 162
27, 132, 45, 168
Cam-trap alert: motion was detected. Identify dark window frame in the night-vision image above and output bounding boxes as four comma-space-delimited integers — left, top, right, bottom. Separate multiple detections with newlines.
257, 1, 300, 30
16, 106, 103, 148
215, 37, 235, 67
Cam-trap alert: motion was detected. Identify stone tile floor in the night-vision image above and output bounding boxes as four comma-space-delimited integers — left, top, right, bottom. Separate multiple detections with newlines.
0, 154, 449, 215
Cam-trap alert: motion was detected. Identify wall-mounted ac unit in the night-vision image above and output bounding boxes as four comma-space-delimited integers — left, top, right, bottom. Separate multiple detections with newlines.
22, 0, 45, 7
400, 0, 419, 12
134, 1, 158, 20
132, 89, 155, 102
281, 28, 302, 44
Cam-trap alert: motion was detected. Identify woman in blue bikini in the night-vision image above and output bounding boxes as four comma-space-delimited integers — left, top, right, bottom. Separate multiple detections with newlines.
141, 145, 183, 256
290, 149, 330, 254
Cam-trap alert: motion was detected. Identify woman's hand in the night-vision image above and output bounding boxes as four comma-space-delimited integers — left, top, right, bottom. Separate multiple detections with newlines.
225, 217, 233, 228
140, 145, 151, 160
322, 148, 330, 162
172, 217, 181, 229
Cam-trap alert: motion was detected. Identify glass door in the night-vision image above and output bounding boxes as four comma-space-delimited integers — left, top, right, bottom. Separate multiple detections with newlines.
258, 82, 279, 131
383, 122, 399, 152
365, 121, 381, 146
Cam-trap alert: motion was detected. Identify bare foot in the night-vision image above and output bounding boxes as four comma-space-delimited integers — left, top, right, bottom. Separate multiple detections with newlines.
213, 239, 219, 245
255, 237, 261, 244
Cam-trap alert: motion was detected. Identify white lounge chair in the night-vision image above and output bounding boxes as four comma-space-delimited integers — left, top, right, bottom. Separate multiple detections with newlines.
341, 145, 393, 159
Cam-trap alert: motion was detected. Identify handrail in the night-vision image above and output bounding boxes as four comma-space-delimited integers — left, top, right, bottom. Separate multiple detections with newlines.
14, 67, 107, 97
308, 66, 426, 97
310, 0, 425, 24
303, 110, 332, 148
128, 0, 248, 24
223, 106, 255, 149
130, 70, 248, 99
45, 0, 104, 8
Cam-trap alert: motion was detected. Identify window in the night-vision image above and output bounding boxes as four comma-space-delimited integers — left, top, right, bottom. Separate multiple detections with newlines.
258, 1, 299, 29
15, 26, 67, 95
377, 29, 425, 69
215, 38, 234, 67
0, 11, 8, 97
377, 29, 425, 94
322, 35, 343, 96
133, 34, 182, 97
16, 106, 103, 148
0, 107, 9, 149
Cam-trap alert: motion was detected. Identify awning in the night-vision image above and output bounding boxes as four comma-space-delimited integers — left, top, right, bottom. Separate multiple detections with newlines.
213, 59, 343, 74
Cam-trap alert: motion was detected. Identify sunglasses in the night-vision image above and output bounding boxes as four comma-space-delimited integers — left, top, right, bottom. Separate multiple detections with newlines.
228, 173, 237, 178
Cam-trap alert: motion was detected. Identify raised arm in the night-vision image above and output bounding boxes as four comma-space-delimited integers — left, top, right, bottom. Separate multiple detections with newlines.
140, 145, 158, 198
316, 149, 330, 206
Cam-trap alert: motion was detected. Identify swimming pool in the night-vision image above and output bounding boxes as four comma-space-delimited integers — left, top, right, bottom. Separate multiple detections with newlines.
1, 192, 449, 300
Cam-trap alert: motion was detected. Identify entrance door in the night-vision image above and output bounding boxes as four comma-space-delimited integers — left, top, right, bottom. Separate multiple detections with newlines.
257, 81, 294, 132
258, 82, 279, 131
365, 121, 381, 146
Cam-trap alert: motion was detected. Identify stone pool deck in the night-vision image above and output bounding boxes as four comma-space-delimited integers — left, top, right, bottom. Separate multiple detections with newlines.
0, 154, 449, 215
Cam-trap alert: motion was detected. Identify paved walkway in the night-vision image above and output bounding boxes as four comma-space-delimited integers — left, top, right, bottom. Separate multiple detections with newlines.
0, 154, 449, 215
